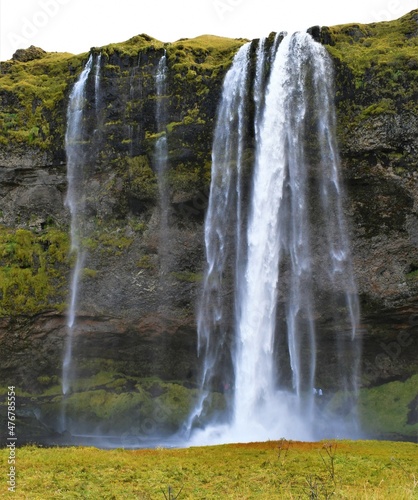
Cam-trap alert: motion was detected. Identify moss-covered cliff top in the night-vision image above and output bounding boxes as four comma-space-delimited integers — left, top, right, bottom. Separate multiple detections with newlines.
0, 50, 84, 148
321, 9, 418, 162
0, 34, 245, 150
325, 9, 418, 77
0, 10, 417, 151
99, 32, 246, 63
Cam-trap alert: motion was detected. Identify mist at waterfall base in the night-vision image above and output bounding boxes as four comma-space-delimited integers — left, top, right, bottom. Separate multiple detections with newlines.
59, 32, 362, 447
187, 32, 361, 446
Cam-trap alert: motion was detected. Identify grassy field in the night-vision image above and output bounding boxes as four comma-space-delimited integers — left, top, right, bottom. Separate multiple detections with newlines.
1, 440, 417, 498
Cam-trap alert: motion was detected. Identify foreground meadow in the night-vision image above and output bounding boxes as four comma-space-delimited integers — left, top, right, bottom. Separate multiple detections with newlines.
1, 440, 417, 498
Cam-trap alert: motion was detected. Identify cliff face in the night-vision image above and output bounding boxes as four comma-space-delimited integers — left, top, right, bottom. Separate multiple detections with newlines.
0, 35, 243, 385
323, 15, 418, 410
0, 13, 417, 442
324, 14, 418, 308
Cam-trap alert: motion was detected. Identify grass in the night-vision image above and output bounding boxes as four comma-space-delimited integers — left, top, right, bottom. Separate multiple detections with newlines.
0, 440, 416, 498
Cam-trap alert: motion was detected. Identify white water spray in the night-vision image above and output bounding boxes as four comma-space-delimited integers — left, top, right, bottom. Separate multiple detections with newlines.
189, 33, 360, 445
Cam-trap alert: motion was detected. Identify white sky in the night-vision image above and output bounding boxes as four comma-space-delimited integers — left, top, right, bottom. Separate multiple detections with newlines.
1, 0, 417, 61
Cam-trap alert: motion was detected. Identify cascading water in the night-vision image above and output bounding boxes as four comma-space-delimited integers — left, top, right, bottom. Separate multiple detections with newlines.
155, 52, 168, 163
185, 43, 252, 432
188, 32, 361, 444
94, 53, 102, 111
62, 55, 94, 399
128, 56, 142, 157
154, 52, 170, 277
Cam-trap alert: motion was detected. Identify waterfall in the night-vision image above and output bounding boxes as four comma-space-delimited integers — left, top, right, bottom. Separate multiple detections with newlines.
155, 51, 168, 148
154, 52, 170, 276
94, 53, 102, 113
62, 55, 93, 397
128, 55, 142, 157
189, 32, 360, 444
185, 43, 252, 433
94, 54, 101, 108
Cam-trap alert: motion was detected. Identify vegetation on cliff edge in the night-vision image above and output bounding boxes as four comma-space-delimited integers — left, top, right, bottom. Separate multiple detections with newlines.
324, 9, 418, 165
0, 51, 85, 149
0, 34, 244, 151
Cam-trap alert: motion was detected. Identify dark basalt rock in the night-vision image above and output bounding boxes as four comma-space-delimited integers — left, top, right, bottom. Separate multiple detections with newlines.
12, 45, 46, 62
307, 25, 322, 43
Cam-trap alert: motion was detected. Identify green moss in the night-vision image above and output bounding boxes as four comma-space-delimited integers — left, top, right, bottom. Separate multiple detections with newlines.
99, 34, 164, 58
37, 376, 56, 387
76, 358, 121, 377
165, 121, 182, 133
81, 226, 134, 257
0, 51, 85, 148
0, 386, 31, 397
81, 237, 99, 251
183, 106, 205, 125
167, 160, 210, 195
157, 383, 197, 428
359, 98, 396, 118
187, 69, 197, 80
326, 11, 418, 79
108, 378, 129, 391
171, 271, 203, 283
406, 267, 418, 280
97, 232, 133, 252
58, 390, 148, 430
102, 64, 121, 74
325, 10, 418, 151
128, 219, 147, 233
137, 255, 155, 269
81, 267, 99, 279
357, 374, 418, 438
169, 35, 246, 72
72, 370, 119, 391
0, 226, 70, 316
41, 375, 200, 434
119, 155, 158, 201
39, 384, 63, 397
